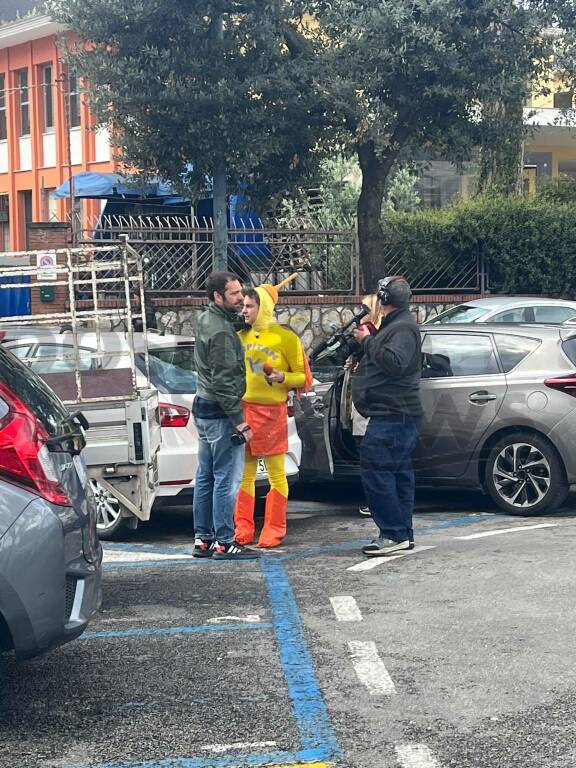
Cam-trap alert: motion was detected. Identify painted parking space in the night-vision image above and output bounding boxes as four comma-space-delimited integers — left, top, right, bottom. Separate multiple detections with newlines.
4, 507, 569, 768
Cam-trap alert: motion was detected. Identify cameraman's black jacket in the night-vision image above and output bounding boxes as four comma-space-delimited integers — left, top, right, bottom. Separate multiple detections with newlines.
352, 308, 422, 418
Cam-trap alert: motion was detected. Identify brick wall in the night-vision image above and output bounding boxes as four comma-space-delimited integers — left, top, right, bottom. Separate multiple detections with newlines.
26, 223, 71, 316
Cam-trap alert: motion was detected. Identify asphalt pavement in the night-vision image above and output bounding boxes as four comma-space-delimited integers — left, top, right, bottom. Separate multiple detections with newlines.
2, 483, 576, 768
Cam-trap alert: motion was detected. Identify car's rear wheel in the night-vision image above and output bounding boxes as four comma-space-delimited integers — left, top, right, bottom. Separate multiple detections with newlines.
91, 480, 129, 540
485, 432, 568, 516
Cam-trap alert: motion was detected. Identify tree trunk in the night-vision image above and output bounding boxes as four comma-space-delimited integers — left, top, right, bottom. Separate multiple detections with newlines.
356, 141, 394, 292
212, 156, 228, 271
477, 96, 525, 196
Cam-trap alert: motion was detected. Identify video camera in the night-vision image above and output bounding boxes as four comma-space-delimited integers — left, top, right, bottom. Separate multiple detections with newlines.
230, 424, 252, 446
309, 306, 371, 363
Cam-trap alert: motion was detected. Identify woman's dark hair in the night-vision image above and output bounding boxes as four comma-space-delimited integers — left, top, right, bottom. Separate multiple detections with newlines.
243, 287, 260, 304
206, 271, 240, 301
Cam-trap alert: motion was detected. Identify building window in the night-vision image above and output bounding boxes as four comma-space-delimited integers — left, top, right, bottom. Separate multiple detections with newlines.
18, 69, 30, 136
553, 91, 573, 109
41, 188, 58, 221
41, 64, 53, 130
0, 75, 6, 141
68, 73, 80, 128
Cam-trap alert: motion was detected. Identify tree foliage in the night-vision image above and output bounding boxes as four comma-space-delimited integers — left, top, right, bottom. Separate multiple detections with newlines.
46, 0, 329, 202
382, 193, 576, 296
305, 0, 576, 288
47, 0, 576, 291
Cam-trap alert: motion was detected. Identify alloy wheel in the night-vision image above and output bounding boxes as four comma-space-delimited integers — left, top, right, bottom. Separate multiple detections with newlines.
90, 479, 122, 533
492, 442, 551, 509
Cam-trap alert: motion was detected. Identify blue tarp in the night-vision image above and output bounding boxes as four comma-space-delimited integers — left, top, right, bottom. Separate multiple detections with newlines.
54, 172, 182, 200
0, 276, 30, 317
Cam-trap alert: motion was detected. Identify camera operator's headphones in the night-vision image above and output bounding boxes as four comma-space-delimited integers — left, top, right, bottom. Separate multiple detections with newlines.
377, 275, 408, 306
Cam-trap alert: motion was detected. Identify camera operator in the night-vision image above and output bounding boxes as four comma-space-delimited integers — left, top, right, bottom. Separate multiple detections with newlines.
192, 272, 258, 561
352, 276, 422, 557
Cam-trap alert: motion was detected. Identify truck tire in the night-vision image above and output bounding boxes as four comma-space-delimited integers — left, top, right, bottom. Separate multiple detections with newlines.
485, 432, 569, 516
90, 480, 130, 540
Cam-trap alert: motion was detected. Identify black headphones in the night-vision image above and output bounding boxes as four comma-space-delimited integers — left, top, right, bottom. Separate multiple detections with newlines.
377, 275, 406, 306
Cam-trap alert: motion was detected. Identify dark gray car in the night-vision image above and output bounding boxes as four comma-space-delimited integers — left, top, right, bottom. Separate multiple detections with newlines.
0, 346, 102, 659
299, 324, 576, 516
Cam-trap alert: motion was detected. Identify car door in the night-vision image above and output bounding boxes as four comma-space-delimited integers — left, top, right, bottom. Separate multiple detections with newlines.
416, 332, 508, 478
294, 378, 336, 480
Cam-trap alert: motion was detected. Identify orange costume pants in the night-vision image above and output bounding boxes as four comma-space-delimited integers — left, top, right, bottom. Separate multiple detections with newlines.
234, 452, 288, 548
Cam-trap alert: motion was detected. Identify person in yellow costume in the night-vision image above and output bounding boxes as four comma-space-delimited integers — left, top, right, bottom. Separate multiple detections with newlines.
234, 275, 307, 548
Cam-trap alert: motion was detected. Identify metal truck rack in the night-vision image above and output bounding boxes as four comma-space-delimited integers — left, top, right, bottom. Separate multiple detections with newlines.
0, 237, 161, 537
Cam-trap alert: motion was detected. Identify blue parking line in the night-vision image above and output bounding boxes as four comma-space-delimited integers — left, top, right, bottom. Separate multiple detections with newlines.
278, 513, 509, 560
260, 558, 341, 760
91, 746, 329, 768
82, 622, 272, 640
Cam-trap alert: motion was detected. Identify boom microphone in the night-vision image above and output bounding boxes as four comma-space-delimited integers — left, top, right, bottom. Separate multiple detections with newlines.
310, 306, 371, 361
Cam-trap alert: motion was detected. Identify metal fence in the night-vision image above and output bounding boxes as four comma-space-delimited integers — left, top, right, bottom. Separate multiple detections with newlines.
76, 212, 488, 295
78, 214, 357, 295
381, 242, 488, 294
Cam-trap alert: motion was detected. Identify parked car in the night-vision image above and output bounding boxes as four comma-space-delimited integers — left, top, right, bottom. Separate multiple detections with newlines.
300, 324, 576, 516
424, 297, 576, 326
3, 330, 302, 538
0, 345, 102, 659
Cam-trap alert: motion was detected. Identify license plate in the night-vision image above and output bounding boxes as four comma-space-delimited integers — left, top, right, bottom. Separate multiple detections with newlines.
73, 454, 88, 486
257, 458, 266, 475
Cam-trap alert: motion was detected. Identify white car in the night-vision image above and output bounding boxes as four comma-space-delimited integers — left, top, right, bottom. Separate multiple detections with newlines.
2, 330, 302, 538
424, 296, 576, 325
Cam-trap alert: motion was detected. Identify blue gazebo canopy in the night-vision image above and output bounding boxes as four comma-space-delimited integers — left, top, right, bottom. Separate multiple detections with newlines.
54, 172, 182, 200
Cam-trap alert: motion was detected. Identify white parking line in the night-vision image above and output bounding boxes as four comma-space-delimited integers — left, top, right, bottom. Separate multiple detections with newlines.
201, 741, 277, 753
103, 550, 194, 563
455, 523, 558, 540
348, 641, 396, 695
395, 743, 443, 768
329, 596, 363, 622
347, 546, 436, 572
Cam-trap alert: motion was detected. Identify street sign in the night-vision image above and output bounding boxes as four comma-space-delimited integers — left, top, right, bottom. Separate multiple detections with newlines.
36, 250, 58, 281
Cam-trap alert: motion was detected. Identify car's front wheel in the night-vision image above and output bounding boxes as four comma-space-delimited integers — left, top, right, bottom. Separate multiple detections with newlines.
91, 480, 130, 540
485, 432, 568, 516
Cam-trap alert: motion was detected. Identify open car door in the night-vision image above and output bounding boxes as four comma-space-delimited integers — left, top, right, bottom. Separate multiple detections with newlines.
293, 380, 335, 480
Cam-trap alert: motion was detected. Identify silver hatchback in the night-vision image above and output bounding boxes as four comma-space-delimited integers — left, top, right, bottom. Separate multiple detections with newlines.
299, 324, 576, 516
0, 346, 102, 659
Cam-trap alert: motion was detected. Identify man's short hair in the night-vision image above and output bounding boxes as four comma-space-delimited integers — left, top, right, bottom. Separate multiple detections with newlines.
206, 271, 240, 302
243, 287, 260, 303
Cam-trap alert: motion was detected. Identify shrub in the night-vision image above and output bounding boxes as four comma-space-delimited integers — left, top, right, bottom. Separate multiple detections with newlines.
381, 194, 576, 296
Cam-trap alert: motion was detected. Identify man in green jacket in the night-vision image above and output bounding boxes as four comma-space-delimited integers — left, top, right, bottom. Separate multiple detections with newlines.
192, 272, 258, 560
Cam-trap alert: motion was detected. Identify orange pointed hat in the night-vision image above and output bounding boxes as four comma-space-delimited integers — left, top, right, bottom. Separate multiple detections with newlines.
258, 272, 299, 305
253, 272, 299, 332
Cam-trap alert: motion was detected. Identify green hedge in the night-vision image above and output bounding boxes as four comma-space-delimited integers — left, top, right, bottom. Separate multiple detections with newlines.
382, 194, 576, 295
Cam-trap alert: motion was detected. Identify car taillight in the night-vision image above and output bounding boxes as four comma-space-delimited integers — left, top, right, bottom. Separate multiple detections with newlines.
159, 402, 190, 427
0, 386, 70, 506
544, 375, 576, 398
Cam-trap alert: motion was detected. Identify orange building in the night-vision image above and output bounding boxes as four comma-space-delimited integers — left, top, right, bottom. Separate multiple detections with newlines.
0, 8, 119, 251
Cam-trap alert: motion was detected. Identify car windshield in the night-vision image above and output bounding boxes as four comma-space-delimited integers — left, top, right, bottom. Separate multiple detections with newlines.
425, 305, 489, 324
135, 346, 197, 394
0, 346, 72, 437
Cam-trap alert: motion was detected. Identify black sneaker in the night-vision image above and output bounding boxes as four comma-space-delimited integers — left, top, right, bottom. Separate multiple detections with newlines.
358, 505, 371, 517
193, 537, 214, 558
212, 540, 260, 560
362, 538, 415, 557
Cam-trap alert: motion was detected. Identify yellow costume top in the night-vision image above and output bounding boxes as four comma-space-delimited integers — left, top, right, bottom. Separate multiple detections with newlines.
238, 284, 306, 405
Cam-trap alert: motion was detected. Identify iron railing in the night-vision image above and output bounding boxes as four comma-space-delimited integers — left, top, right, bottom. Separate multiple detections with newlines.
73, 211, 488, 295
77, 213, 357, 295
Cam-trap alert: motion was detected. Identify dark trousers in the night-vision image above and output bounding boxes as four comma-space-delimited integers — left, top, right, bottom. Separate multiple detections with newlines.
360, 414, 421, 543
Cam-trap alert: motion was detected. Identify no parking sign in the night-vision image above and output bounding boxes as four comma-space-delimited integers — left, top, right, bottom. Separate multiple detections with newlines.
36, 250, 58, 281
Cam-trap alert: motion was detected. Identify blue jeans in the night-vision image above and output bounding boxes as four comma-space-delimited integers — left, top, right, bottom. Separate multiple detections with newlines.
193, 417, 245, 543
360, 414, 422, 543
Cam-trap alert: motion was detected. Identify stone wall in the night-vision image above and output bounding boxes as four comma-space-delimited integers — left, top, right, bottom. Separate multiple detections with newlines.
152, 294, 483, 352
